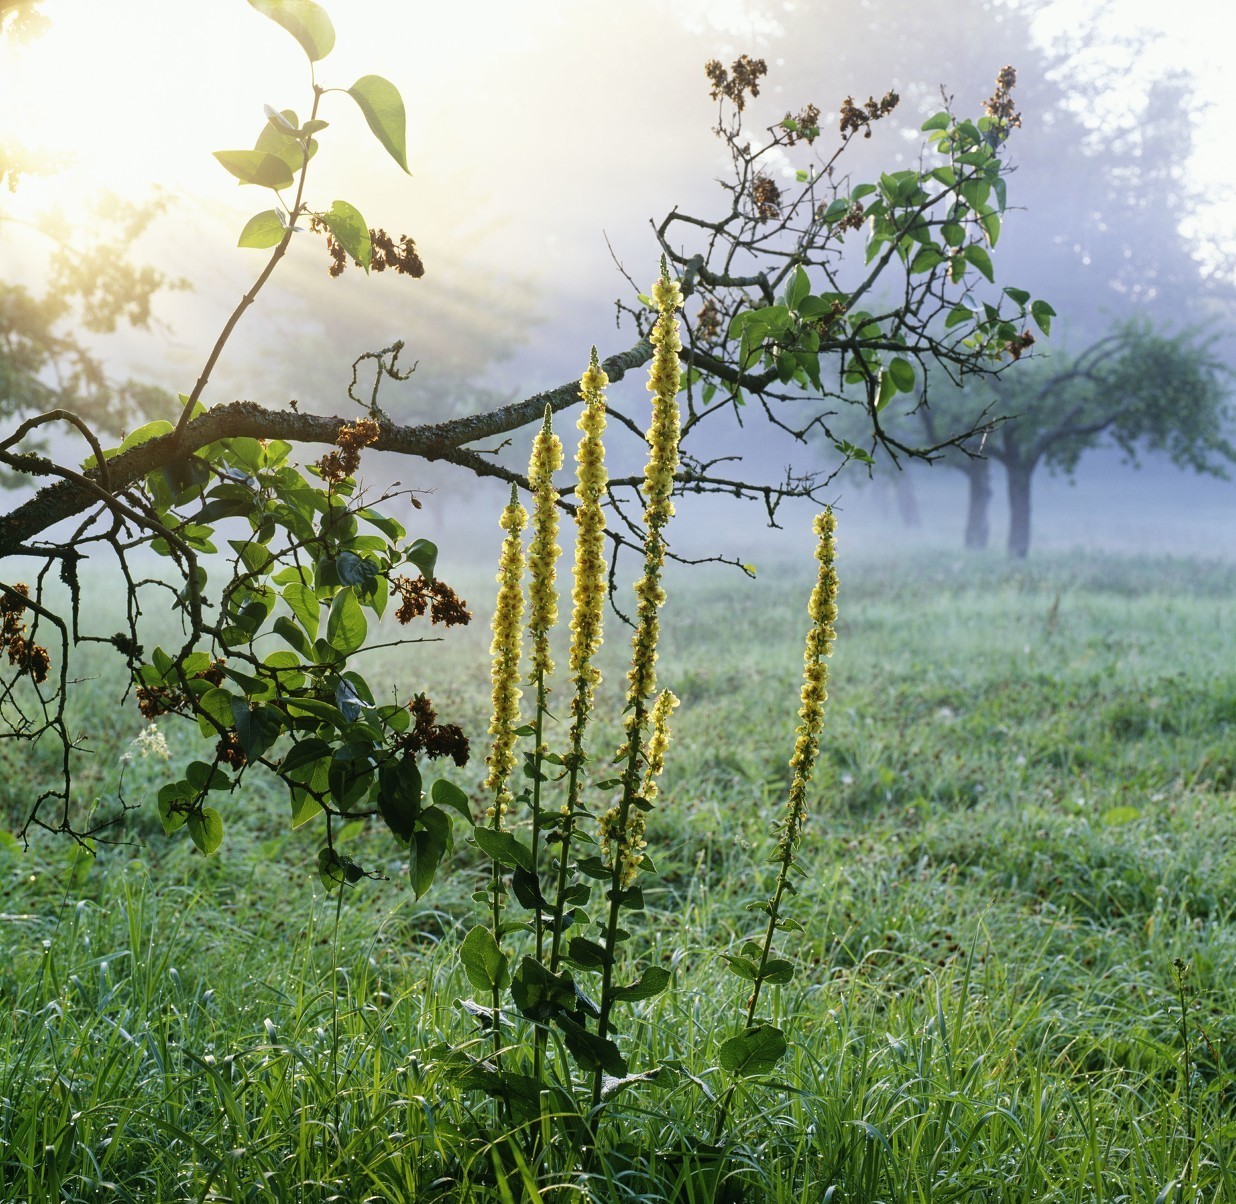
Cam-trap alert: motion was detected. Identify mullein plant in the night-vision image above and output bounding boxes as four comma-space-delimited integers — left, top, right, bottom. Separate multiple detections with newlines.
713, 507, 839, 1139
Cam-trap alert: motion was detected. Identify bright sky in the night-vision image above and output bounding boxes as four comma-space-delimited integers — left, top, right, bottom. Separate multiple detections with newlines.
3, 0, 1233, 395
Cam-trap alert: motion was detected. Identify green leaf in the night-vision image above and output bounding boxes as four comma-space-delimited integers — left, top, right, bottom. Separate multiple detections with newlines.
432, 777, 472, 821
237, 209, 286, 249
282, 582, 319, 639
473, 825, 533, 872
157, 782, 191, 834
1003, 285, 1031, 306
460, 924, 509, 992
555, 1014, 627, 1076
325, 589, 367, 656
566, 937, 612, 969
964, 244, 995, 283
336, 550, 379, 587
378, 756, 421, 844
888, 356, 916, 393
921, 110, 950, 132
612, 965, 671, 1002
187, 808, 224, 856
322, 199, 372, 272
347, 74, 410, 173
785, 265, 810, 310
759, 957, 795, 985
720, 954, 760, 982
230, 699, 284, 760
289, 787, 321, 829
409, 827, 447, 899
212, 150, 295, 190
1030, 299, 1056, 335
248, 0, 335, 61
405, 538, 437, 578
719, 1024, 788, 1076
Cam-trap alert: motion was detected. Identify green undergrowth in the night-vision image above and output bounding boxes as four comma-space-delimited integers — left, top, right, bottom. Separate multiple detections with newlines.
2, 550, 1234, 1201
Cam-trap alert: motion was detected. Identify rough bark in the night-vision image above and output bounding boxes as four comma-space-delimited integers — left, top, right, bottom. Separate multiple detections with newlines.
1005, 461, 1034, 559
961, 458, 992, 550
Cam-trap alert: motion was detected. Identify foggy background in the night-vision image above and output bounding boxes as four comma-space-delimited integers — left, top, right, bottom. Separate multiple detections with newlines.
2, 0, 1233, 569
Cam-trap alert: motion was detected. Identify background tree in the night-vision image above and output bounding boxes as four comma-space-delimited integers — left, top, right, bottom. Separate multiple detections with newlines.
918, 323, 1234, 557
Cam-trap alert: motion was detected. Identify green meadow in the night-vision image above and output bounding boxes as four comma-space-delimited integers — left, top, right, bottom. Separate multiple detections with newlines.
2, 549, 1234, 1202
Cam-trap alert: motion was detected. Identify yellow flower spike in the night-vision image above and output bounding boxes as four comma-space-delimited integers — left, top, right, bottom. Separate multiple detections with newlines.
484, 483, 528, 817
641, 689, 679, 804
568, 348, 610, 715
527, 406, 564, 681
782, 508, 838, 856
626, 258, 683, 719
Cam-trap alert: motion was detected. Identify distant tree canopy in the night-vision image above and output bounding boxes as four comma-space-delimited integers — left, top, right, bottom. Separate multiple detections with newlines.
917, 323, 1235, 557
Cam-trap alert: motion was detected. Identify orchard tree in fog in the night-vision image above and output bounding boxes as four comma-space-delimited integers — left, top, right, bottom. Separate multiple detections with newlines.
919, 323, 1234, 557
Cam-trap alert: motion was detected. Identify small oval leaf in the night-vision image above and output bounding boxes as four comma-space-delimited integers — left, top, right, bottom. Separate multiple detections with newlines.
213, 149, 295, 190
238, 209, 287, 249
248, 0, 335, 62
347, 74, 410, 173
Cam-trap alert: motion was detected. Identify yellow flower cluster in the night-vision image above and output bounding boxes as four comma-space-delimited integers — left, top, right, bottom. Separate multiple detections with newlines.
641, 689, 679, 803
626, 258, 683, 716
599, 801, 649, 889
783, 509, 838, 855
568, 349, 609, 718
484, 484, 528, 818
527, 406, 563, 681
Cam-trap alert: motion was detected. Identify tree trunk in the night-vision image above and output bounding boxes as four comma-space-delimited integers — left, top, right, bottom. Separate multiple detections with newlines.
1005, 462, 1034, 559
894, 468, 921, 528
961, 459, 991, 550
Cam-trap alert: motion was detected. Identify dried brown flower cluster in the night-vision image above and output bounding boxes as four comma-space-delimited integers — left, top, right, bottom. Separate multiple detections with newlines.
395, 693, 470, 766
1, 584, 50, 684
370, 228, 425, 277
315, 417, 381, 484
216, 729, 247, 769
838, 201, 866, 231
1005, 330, 1036, 360
984, 66, 1021, 140
705, 55, 768, 112
839, 91, 899, 139
750, 173, 783, 221
310, 217, 425, 278
136, 684, 185, 719
695, 296, 723, 342
390, 574, 471, 627
782, 102, 821, 146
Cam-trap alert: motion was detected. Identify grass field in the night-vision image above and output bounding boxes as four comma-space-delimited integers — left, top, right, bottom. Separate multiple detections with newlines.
2, 549, 1234, 1201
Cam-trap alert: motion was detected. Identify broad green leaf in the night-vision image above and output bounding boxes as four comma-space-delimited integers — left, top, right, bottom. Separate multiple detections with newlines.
888, 356, 916, 393
405, 537, 437, 578
289, 787, 321, 829
237, 209, 286, 249
157, 782, 191, 834
1003, 285, 1031, 306
566, 937, 612, 969
921, 110, 950, 132
196, 687, 237, 736
282, 582, 319, 639
721, 954, 760, 982
254, 112, 317, 172
272, 615, 313, 658
612, 965, 671, 1003
347, 74, 410, 173
248, 0, 335, 61
431, 777, 472, 821
378, 756, 422, 843
322, 199, 371, 272
409, 827, 446, 899
230, 699, 284, 760
1030, 299, 1056, 335
555, 1014, 627, 1076
187, 808, 224, 856
336, 550, 379, 587
460, 924, 509, 992
964, 244, 995, 283
212, 150, 295, 190
719, 1023, 788, 1076
326, 589, 367, 655
279, 737, 332, 778
473, 825, 533, 872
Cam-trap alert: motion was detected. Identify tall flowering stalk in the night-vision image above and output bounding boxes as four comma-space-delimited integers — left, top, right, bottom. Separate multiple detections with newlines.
714, 507, 838, 1140
525, 407, 563, 963
548, 350, 609, 974
482, 483, 527, 1058
594, 259, 683, 1080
